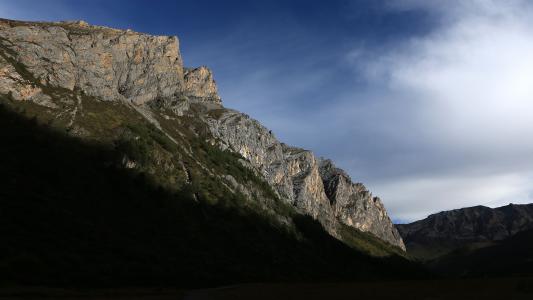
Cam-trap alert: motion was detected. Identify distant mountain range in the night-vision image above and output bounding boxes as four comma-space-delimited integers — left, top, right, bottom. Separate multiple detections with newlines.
397, 203, 533, 260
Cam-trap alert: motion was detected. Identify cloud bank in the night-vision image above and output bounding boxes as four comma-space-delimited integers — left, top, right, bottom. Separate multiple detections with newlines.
345, 0, 533, 221
175, 0, 533, 222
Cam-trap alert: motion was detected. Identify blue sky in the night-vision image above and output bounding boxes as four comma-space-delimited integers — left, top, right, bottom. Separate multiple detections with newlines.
3, 0, 533, 222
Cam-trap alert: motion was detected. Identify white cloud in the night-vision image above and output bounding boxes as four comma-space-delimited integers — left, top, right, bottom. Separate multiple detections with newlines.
347, 0, 533, 221
379, 172, 533, 222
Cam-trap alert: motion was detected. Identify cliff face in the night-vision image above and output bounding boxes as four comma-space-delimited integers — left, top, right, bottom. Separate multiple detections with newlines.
319, 159, 404, 247
184, 66, 221, 103
0, 18, 404, 250
0, 19, 187, 105
397, 203, 533, 259
205, 108, 404, 249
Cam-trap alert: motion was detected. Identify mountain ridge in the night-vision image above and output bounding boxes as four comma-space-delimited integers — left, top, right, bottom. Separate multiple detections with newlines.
397, 203, 533, 260
0, 18, 404, 250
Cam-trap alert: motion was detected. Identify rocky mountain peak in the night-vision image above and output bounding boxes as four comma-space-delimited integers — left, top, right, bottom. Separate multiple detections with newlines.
318, 158, 351, 183
0, 18, 221, 106
184, 66, 221, 103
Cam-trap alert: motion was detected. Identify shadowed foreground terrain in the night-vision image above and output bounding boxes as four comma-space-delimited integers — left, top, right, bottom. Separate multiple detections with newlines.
1, 278, 533, 299
183, 278, 533, 300
427, 228, 533, 277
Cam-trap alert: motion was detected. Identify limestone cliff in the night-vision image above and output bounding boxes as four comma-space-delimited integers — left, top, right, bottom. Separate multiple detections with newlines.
205, 108, 404, 249
0, 18, 405, 250
0, 19, 186, 105
319, 159, 404, 247
184, 66, 221, 103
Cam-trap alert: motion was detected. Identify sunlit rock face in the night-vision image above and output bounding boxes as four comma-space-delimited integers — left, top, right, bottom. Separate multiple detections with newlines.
205, 107, 405, 250
319, 159, 405, 248
184, 66, 221, 103
0, 18, 405, 250
0, 19, 184, 104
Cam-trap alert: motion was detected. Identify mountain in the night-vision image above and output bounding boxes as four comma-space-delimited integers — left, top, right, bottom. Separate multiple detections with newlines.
0, 18, 414, 286
428, 228, 533, 277
397, 203, 533, 260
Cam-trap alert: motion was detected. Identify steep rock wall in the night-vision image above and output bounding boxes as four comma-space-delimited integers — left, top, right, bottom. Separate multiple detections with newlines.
205, 108, 405, 249
0, 19, 184, 104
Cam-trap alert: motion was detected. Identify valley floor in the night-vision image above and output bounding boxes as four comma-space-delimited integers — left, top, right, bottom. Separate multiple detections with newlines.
2, 278, 533, 300
184, 278, 533, 300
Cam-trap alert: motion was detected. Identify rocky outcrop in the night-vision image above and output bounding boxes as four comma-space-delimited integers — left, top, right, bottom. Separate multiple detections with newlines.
206, 109, 338, 232
0, 54, 55, 106
319, 159, 404, 247
397, 203, 533, 259
205, 108, 405, 249
0, 19, 184, 104
184, 66, 221, 103
0, 18, 405, 251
